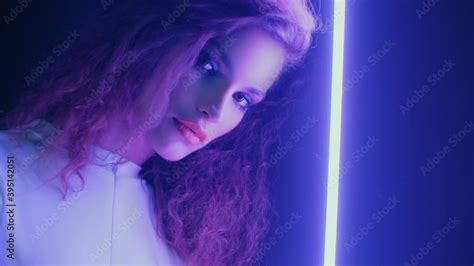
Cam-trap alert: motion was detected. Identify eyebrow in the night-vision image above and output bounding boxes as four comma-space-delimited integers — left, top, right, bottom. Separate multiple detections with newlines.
207, 40, 233, 73
247, 87, 266, 98
207, 40, 266, 98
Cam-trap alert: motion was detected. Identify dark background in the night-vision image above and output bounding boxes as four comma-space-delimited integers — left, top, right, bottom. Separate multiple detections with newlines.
1, 0, 472, 265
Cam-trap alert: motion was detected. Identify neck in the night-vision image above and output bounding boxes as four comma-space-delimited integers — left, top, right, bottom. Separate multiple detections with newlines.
94, 116, 155, 166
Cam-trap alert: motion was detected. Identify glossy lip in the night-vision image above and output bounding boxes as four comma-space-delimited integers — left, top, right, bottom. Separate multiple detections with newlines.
173, 117, 207, 143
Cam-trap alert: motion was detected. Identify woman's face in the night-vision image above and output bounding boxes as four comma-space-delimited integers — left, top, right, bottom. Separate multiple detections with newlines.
146, 28, 286, 161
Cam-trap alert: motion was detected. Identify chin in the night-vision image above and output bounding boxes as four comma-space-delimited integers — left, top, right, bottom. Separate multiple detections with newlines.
153, 145, 188, 161
157, 154, 184, 162
154, 141, 207, 161
151, 137, 201, 161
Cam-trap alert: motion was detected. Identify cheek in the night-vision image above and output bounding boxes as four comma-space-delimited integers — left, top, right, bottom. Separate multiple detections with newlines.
179, 68, 206, 93
208, 106, 244, 139
168, 83, 197, 112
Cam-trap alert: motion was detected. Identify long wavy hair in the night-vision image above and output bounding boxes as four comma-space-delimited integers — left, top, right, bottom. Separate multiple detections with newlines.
1, 0, 320, 265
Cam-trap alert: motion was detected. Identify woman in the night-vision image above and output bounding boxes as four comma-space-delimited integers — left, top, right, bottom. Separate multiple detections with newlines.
0, 0, 319, 265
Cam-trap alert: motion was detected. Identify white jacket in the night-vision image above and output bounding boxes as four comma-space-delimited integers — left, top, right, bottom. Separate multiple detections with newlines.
0, 119, 184, 265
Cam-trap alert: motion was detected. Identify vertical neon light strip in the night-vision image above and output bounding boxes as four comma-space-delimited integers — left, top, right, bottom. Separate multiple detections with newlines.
323, 0, 346, 265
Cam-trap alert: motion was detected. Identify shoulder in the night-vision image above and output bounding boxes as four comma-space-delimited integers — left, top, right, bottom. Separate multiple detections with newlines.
0, 128, 27, 181
0, 128, 25, 157
0, 119, 47, 154
0, 119, 62, 187
0, 119, 64, 162
0, 127, 37, 172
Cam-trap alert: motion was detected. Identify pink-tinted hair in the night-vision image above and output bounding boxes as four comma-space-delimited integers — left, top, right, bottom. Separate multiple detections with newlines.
2, 0, 320, 265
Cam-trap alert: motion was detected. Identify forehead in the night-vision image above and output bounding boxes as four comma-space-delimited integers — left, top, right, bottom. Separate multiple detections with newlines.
214, 28, 287, 92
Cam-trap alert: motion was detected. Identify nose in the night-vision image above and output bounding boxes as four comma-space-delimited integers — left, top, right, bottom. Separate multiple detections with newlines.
196, 81, 230, 121
198, 105, 219, 118
197, 100, 222, 121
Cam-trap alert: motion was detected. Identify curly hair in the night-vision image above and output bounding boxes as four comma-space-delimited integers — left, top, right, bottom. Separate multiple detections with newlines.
1, 0, 320, 265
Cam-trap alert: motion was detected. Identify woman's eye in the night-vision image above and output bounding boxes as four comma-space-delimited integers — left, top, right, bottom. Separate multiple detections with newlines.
234, 92, 253, 110
196, 51, 218, 74
202, 62, 214, 71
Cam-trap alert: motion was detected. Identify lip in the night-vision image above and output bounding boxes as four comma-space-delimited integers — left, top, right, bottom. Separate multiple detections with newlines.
173, 117, 207, 144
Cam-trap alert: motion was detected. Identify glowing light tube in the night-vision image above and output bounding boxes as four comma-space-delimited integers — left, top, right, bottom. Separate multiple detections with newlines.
323, 0, 346, 265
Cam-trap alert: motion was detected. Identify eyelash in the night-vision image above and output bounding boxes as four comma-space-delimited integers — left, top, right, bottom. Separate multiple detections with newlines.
195, 50, 255, 111
196, 51, 219, 75
233, 92, 254, 111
